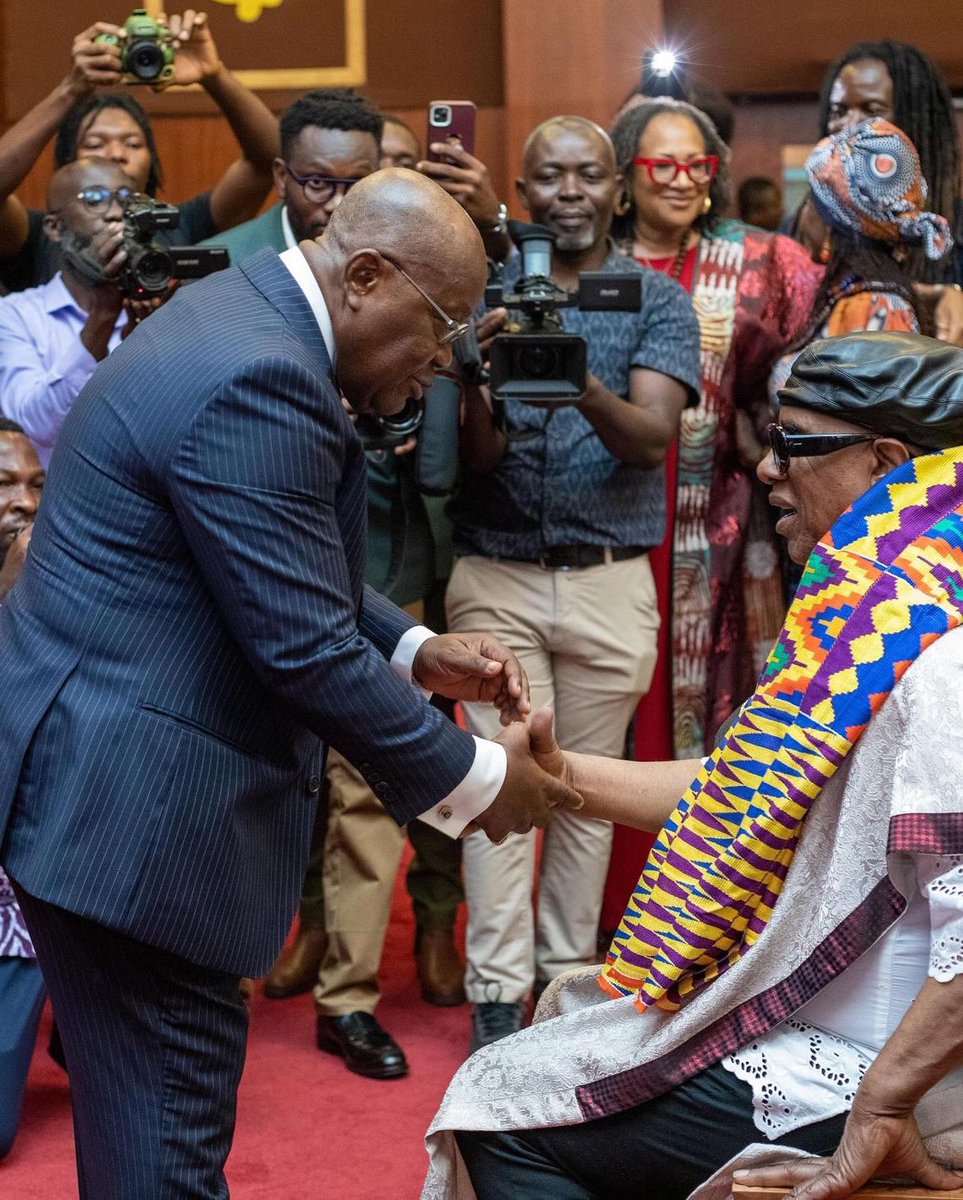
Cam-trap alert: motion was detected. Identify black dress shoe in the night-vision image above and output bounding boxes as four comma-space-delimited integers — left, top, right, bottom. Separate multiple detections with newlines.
315, 1011, 409, 1079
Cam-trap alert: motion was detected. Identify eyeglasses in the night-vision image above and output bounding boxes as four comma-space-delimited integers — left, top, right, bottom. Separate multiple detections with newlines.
379, 253, 471, 347
71, 185, 135, 214
632, 156, 720, 185
283, 164, 362, 204
767, 422, 876, 475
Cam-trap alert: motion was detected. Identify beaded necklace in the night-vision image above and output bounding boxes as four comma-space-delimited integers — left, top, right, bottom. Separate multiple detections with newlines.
634, 229, 691, 280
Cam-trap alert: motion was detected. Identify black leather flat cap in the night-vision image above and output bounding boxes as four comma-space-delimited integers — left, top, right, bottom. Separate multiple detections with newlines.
778, 331, 963, 449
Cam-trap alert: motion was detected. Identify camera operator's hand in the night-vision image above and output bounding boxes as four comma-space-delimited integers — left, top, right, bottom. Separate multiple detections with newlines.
465, 719, 583, 844
158, 10, 222, 88
411, 631, 531, 725
70, 22, 124, 93
475, 307, 508, 358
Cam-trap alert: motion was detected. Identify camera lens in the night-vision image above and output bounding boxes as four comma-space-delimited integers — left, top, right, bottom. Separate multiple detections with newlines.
379, 397, 424, 437
430, 105, 452, 126
127, 39, 165, 80
129, 245, 173, 295
517, 344, 559, 380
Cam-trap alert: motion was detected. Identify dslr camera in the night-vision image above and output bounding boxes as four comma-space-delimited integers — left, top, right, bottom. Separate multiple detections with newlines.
486, 221, 642, 403
95, 9, 176, 86
121, 194, 228, 298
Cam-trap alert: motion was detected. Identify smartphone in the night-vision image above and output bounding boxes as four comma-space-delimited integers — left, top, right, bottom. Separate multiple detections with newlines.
427, 100, 477, 162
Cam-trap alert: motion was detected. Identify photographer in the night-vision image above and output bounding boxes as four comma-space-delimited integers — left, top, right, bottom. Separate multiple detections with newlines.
445, 116, 701, 1053
0, 10, 278, 293
0, 159, 166, 464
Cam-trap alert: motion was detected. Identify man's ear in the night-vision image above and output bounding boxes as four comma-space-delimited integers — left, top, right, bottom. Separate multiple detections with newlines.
515, 177, 531, 214
870, 436, 914, 482
342, 249, 386, 312
272, 158, 287, 201
42, 213, 63, 244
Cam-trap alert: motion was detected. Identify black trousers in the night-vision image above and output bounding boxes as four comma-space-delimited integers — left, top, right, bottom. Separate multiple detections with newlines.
13, 885, 248, 1200
455, 1059, 847, 1200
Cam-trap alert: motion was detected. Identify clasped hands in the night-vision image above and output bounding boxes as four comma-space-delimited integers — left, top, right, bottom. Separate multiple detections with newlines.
411, 634, 582, 843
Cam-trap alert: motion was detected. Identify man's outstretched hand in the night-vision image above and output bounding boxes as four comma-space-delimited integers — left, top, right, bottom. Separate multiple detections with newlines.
412, 632, 531, 725
733, 1101, 963, 1199
468, 718, 583, 844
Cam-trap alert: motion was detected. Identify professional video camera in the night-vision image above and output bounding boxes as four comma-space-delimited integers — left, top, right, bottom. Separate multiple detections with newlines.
95, 9, 176, 86
485, 220, 642, 403
121, 194, 228, 298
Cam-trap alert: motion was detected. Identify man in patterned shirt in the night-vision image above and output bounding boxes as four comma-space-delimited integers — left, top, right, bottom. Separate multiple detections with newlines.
445, 116, 701, 1053
0, 417, 45, 1158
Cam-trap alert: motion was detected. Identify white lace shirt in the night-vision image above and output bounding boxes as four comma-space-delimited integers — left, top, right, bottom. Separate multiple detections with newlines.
723, 855, 963, 1137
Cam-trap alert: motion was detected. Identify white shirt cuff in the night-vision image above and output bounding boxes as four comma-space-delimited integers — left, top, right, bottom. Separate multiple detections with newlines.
390, 624, 436, 697
417, 736, 507, 837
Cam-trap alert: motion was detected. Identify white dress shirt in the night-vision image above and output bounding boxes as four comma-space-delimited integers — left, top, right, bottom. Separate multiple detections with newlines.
279, 245, 507, 834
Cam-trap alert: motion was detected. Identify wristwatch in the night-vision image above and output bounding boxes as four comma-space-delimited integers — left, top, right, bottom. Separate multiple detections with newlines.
492, 203, 509, 237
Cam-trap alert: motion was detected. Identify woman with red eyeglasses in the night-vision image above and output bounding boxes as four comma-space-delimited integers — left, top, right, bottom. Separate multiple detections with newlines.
600, 98, 825, 927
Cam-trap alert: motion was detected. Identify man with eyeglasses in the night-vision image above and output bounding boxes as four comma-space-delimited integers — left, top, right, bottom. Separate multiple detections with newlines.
200, 88, 381, 265
425, 330, 963, 1200
0, 158, 155, 465
445, 115, 702, 1055
0, 167, 583, 1199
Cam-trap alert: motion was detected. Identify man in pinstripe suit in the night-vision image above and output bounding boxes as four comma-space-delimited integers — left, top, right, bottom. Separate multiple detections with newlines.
0, 168, 581, 1199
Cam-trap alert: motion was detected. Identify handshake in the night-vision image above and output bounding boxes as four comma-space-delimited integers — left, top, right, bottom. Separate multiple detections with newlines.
410, 633, 582, 844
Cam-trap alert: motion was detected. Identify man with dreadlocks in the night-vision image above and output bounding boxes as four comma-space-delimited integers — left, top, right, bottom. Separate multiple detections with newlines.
424, 332, 963, 1200
0, 10, 278, 294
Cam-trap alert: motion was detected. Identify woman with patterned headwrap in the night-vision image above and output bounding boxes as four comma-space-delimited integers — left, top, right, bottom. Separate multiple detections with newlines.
770, 117, 953, 399
424, 332, 963, 1200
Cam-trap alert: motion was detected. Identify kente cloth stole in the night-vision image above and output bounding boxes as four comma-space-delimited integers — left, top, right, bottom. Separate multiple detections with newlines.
602, 448, 963, 1011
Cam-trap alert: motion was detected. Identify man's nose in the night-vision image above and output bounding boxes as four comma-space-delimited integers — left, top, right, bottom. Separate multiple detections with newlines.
756, 449, 782, 485
8, 484, 39, 518
432, 341, 455, 370
325, 184, 351, 213
558, 172, 585, 198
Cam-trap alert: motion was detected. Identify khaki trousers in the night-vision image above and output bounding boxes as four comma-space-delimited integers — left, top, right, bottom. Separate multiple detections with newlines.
312, 747, 407, 1016
445, 554, 659, 1004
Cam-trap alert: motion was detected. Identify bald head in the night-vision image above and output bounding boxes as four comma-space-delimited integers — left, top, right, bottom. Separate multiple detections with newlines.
522, 116, 616, 173
325, 167, 485, 286
47, 158, 132, 214
302, 168, 487, 420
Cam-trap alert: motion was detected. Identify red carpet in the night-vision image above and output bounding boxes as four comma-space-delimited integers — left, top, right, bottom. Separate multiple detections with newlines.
0, 856, 471, 1200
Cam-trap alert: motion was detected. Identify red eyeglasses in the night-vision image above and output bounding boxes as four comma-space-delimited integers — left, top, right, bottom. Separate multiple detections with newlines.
632, 156, 720, 185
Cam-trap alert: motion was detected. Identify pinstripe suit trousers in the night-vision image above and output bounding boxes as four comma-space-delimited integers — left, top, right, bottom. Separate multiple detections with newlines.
14, 884, 247, 1200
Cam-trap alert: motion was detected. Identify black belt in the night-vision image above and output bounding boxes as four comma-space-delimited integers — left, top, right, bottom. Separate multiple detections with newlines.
523, 544, 650, 570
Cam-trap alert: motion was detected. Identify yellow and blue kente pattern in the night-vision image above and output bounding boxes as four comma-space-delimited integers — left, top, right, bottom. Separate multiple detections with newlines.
602, 448, 963, 1011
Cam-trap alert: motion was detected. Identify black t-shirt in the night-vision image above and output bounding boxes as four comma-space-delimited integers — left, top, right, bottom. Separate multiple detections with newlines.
0, 191, 217, 293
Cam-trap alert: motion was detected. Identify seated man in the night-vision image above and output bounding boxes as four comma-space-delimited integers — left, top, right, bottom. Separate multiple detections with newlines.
0, 158, 150, 465
425, 331, 963, 1200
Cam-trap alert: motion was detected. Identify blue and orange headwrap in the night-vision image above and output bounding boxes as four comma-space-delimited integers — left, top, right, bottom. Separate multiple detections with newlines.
806, 117, 952, 261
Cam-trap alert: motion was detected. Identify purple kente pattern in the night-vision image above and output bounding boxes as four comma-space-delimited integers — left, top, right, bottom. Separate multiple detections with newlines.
0, 865, 34, 958
579, 877, 904, 1119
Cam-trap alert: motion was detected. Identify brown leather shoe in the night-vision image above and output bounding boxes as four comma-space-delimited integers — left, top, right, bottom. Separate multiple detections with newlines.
263, 925, 326, 999
415, 928, 467, 1006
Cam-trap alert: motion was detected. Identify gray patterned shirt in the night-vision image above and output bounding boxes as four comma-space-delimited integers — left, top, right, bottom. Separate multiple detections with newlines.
450, 250, 701, 558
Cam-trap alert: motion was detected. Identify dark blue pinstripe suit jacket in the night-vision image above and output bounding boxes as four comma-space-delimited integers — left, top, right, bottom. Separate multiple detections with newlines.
0, 249, 477, 975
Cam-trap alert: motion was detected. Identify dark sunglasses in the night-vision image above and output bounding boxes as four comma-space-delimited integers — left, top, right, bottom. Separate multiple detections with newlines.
767, 422, 876, 475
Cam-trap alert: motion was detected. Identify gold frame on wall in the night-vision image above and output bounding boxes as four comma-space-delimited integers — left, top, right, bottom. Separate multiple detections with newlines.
143, 0, 367, 90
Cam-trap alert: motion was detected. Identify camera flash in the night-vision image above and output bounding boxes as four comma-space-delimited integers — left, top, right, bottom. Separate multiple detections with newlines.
650, 49, 677, 78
